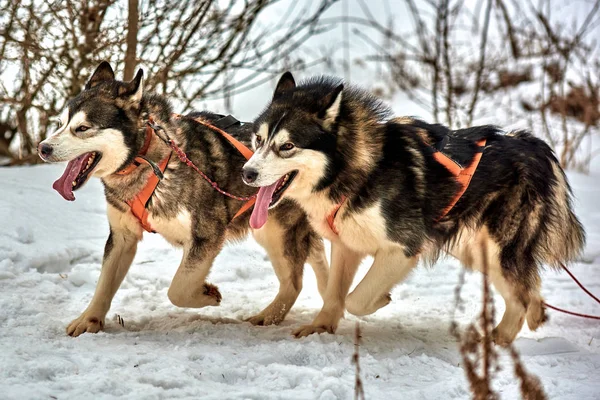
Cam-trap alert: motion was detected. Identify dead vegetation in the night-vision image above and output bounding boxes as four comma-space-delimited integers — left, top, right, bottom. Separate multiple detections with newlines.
353, 322, 365, 400
452, 243, 547, 400
0, 0, 336, 164
340, 0, 600, 171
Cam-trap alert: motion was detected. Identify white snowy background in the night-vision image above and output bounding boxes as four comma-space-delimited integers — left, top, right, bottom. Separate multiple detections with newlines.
2, 1, 600, 399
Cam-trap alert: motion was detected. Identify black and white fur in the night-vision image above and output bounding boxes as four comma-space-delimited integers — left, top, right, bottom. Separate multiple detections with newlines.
242, 72, 586, 345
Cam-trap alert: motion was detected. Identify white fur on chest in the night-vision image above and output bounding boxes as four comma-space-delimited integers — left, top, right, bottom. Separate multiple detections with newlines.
147, 209, 192, 246
296, 193, 390, 254
336, 201, 392, 254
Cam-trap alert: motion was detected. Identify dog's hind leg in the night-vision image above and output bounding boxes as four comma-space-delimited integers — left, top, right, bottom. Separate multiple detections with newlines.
67, 205, 142, 337
454, 227, 539, 346
293, 242, 363, 337
526, 290, 547, 331
167, 236, 225, 308
247, 217, 305, 326
345, 246, 418, 316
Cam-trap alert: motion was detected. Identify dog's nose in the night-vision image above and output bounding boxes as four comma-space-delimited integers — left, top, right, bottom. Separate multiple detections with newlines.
242, 168, 258, 184
38, 143, 53, 159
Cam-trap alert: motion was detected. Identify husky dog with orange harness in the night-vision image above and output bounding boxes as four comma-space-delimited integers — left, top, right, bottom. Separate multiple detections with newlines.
37, 62, 328, 337
242, 72, 586, 345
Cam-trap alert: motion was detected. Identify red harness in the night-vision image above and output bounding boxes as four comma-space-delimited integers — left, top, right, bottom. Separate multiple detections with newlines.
116, 115, 255, 233
325, 139, 487, 235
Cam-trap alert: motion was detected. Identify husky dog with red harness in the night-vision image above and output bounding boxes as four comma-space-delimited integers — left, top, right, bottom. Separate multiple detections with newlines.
242, 72, 586, 345
38, 62, 328, 336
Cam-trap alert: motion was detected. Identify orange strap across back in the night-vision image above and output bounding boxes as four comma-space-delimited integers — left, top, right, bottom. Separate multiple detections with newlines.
190, 117, 255, 160
325, 139, 487, 235
433, 139, 486, 221
186, 115, 256, 220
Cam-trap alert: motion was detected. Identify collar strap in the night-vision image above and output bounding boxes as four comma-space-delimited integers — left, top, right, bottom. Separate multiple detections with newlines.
115, 122, 155, 176
326, 196, 347, 235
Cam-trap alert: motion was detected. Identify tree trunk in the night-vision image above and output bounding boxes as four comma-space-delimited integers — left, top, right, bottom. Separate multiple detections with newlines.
124, 0, 139, 81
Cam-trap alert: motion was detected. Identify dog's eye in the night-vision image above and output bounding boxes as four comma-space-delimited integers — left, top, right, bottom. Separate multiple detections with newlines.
75, 125, 90, 133
255, 135, 263, 146
280, 142, 295, 151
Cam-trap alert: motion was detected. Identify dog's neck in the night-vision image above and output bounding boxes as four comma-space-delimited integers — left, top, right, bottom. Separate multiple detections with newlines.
314, 121, 384, 203
100, 94, 178, 209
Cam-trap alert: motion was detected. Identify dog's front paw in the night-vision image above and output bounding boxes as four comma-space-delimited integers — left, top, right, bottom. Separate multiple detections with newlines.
246, 309, 286, 327
491, 327, 516, 347
292, 323, 336, 338
293, 309, 343, 338
246, 301, 289, 326
346, 292, 391, 316
202, 283, 222, 306
66, 313, 105, 337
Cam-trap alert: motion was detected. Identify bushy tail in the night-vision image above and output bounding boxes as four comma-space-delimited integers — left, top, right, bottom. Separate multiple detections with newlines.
545, 161, 586, 265
509, 130, 586, 266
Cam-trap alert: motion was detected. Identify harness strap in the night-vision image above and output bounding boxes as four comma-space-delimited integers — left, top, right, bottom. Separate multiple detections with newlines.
126, 153, 172, 233
115, 124, 154, 176
179, 114, 256, 219
212, 115, 242, 130
433, 139, 486, 221
173, 113, 254, 161
326, 196, 347, 235
194, 117, 254, 160
325, 138, 487, 235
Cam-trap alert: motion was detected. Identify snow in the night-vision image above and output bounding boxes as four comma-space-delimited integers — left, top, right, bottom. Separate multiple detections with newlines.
1, 164, 599, 400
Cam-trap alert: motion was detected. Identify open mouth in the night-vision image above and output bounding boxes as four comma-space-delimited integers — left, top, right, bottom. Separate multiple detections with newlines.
52, 151, 102, 201
269, 170, 298, 208
249, 170, 298, 230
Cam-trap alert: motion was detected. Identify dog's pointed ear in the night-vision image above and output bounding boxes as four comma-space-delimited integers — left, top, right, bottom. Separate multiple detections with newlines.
118, 68, 144, 102
273, 72, 296, 100
320, 84, 344, 124
86, 61, 115, 89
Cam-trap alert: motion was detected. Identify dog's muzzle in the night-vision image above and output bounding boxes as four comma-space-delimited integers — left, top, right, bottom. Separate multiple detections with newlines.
38, 142, 53, 161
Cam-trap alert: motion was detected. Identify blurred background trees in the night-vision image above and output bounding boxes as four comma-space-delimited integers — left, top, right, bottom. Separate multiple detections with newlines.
1, 0, 599, 171
343, 0, 600, 171
0, 0, 335, 164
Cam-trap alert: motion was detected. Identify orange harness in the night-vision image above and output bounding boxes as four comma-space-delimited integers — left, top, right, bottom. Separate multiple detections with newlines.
325, 138, 487, 235
116, 115, 255, 233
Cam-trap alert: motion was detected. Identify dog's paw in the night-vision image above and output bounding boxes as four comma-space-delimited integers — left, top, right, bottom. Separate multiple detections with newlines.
526, 300, 548, 331
346, 292, 392, 316
246, 309, 286, 327
202, 283, 222, 306
66, 313, 105, 337
491, 327, 516, 347
292, 323, 336, 338
246, 313, 280, 326
246, 301, 289, 326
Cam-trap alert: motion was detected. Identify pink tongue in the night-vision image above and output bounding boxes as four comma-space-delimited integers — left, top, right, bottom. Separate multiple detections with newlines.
52, 153, 90, 201
249, 180, 280, 230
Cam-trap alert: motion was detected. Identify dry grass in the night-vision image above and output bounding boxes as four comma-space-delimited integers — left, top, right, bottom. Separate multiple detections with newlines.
352, 322, 366, 400
452, 242, 547, 400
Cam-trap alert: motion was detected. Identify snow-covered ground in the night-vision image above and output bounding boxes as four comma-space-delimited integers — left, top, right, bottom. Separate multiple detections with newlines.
1, 164, 599, 400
